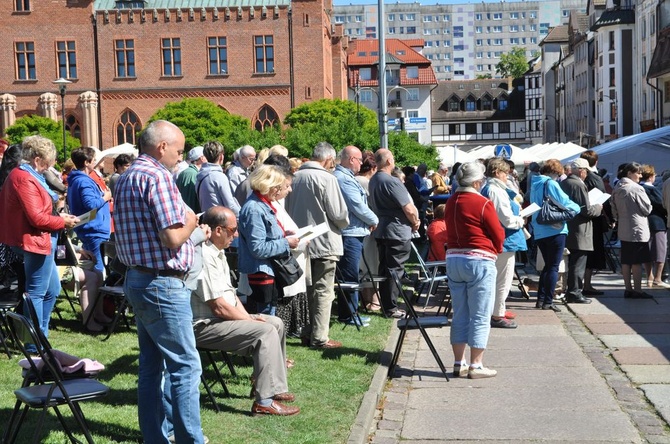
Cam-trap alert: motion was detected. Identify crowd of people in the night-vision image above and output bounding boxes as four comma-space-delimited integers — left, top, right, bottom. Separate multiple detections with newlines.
1, 123, 669, 442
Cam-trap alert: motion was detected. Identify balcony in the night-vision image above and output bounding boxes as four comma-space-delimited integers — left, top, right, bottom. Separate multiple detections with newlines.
388, 99, 402, 108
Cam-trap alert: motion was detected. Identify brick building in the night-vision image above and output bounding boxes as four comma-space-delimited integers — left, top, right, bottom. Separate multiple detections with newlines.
1, 0, 348, 150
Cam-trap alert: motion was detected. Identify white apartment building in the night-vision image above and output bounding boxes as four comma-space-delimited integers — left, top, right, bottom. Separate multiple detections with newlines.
333, 0, 585, 81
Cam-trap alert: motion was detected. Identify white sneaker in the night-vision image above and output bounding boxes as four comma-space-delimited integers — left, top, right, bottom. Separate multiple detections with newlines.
467, 366, 497, 379
453, 363, 468, 377
168, 433, 209, 443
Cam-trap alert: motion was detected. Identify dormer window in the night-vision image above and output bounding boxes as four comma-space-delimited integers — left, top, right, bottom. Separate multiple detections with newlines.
406, 66, 418, 79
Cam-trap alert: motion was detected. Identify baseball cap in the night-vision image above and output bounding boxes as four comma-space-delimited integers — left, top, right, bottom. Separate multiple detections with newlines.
187, 146, 204, 162
570, 158, 590, 171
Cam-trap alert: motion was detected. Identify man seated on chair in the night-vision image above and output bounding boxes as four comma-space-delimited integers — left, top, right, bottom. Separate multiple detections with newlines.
191, 206, 300, 416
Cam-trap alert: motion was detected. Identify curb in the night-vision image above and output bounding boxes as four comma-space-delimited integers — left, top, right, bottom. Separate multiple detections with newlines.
347, 320, 400, 444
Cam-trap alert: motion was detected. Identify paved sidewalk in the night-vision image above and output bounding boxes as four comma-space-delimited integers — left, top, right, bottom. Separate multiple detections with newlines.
358, 271, 670, 443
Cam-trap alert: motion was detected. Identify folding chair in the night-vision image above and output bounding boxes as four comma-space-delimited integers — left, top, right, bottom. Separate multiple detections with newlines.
0, 287, 21, 358
3, 311, 109, 444
334, 269, 366, 331
197, 347, 237, 412
387, 270, 450, 381
408, 242, 450, 310
359, 251, 387, 318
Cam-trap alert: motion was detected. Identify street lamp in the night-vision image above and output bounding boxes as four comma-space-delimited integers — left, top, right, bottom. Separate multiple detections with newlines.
52, 77, 71, 164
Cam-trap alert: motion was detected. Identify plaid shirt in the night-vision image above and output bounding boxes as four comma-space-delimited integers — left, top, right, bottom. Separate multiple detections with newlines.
114, 153, 194, 271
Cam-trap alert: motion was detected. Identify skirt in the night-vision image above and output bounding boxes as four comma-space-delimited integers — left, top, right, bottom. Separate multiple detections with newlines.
620, 241, 652, 265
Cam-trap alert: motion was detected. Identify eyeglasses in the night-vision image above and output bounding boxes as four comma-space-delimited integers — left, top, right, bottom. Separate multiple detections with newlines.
222, 225, 238, 236
351, 157, 363, 163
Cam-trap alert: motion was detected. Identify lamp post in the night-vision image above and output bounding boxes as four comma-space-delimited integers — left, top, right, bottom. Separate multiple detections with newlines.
52, 77, 71, 164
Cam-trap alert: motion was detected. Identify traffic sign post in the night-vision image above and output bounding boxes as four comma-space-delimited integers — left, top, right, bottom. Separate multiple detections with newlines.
494, 144, 513, 159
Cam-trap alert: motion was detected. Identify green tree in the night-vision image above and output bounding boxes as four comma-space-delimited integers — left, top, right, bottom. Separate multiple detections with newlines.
476, 73, 493, 79
5, 114, 80, 165
148, 98, 256, 159
495, 46, 529, 79
283, 98, 437, 166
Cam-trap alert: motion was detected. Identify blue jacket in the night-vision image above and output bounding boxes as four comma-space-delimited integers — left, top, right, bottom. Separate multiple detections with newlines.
333, 165, 379, 237
66, 170, 111, 241
529, 174, 580, 240
238, 193, 291, 276
481, 180, 527, 252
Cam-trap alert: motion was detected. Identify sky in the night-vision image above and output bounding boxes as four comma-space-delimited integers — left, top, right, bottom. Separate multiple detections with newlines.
333, 0, 528, 5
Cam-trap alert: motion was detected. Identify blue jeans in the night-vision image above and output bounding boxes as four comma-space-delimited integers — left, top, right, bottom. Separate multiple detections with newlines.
81, 236, 106, 274
13, 235, 60, 339
336, 236, 364, 321
124, 269, 204, 444
536, 234, 567, 306
446, 256, 496, 349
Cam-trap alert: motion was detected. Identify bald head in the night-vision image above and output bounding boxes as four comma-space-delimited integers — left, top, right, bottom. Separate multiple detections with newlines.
339, 145, 362, 173
202, 206, 237, 249
138, 120, 185, 170
374, 148, 395, 173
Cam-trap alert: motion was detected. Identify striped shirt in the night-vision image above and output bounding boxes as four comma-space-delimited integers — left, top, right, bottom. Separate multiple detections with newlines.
113, 153, 194, 271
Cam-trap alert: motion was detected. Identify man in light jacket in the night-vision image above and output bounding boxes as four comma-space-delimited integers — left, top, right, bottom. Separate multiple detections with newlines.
196, 141, 241, 216
286, 142, 349, 349
333, 146, 379, 327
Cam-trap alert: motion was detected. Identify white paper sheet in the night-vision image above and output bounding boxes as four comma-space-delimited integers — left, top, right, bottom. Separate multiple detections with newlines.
519, 202, 541, 218
294, 222, 329, 248
588, 188, 611, 205
73, 208, 98, 228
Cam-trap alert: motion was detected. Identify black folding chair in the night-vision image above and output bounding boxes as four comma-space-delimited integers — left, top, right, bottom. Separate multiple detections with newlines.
334, 269, 366, 331
0, 287, 21, 358
387, 270, 450, 381
197, 347, 237, 412
3, 311, 109, 444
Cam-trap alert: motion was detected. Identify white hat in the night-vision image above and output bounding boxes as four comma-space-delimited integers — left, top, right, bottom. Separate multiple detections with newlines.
570, 158, 590, 171
187, 146, 204, 162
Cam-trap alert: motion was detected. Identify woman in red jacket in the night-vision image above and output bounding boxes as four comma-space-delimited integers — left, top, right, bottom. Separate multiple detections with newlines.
445, 162, 505, 380
0, 136, 78, 338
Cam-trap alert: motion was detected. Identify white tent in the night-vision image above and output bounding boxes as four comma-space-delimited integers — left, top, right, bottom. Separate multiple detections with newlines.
94, 143, 138, 167
464, 144, 540, 166
560, 125, 670, 175
437, 145, 476, 166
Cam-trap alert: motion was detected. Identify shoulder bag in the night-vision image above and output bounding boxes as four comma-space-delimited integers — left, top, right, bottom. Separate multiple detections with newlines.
536, 181, 578, 225
270, 253, 303, 289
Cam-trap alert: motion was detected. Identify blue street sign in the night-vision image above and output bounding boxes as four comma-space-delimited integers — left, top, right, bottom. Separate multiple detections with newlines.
409, 117, 427, 124
494, 143, 513, 159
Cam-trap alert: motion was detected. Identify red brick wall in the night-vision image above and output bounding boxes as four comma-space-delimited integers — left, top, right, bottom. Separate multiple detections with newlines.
0, 0, 348, 151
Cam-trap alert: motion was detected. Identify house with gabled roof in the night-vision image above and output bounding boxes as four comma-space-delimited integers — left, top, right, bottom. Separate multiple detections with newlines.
346, 38, 437, 145
430, 78, 526, 149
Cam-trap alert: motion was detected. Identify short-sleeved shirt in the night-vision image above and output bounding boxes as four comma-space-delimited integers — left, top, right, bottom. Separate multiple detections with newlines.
369, 171, 412, 241
191, 241, 237, 321
113, 153, 194, 271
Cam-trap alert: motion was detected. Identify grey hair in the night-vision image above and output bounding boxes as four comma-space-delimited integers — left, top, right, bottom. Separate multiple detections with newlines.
456, 161, 485, 188
239, 144, 255, 157
312, 142, 335, 161
139, 120, 180, 152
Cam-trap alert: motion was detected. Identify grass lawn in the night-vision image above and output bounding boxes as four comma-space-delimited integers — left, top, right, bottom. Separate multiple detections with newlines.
0, 296, 393, 443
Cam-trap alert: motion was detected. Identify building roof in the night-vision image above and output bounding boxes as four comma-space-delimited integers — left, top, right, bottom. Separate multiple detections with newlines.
591, 8, 635, 31
431, 79, 525, 122
347, 39, 428, 65
571, 12, 590, 33
647, 27, 670, 79
540, 25, 569, 45
95, 0, 289, 10
347, 39, 437, 87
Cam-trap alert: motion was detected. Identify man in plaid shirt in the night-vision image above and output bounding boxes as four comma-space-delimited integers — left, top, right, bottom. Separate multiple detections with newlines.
114, 120, 205, 443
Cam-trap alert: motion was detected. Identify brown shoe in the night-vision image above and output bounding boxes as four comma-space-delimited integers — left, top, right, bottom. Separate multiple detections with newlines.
310, 339, 342, 349
273, 392, 296, 402
251, 400, 300, 416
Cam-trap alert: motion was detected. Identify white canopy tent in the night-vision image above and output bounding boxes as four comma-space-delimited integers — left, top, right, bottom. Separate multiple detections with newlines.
560, 125, 670, 176
94, 143, 139, 167
437, 145, 476, 167
464, 144, 540, 166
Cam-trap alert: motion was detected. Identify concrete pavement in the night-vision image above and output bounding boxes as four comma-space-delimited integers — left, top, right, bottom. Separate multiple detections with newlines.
353, 270, 670, 443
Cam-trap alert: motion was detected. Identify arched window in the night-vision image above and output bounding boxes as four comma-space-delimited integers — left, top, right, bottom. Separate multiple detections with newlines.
254, 105, 279, 131
116, 109, 141, 145
65, 114, 81, 140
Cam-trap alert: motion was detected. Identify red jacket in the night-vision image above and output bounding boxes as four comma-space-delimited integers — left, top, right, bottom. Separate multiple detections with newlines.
427, 219, 448, 261
445, 189, 504, 256
0, 168, 65, 255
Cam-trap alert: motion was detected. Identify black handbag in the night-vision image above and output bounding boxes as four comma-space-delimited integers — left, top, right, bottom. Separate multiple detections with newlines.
536, 181, 577, 225
270, 254, 303, 288
55, 231, 78, 266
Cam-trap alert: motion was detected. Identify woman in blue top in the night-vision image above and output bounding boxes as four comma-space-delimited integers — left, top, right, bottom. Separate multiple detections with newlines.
238, 165, 300, 315
67, 147, 112, 276
529, 159, 580, 312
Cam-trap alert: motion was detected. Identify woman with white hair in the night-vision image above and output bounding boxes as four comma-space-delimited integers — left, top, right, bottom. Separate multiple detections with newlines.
445, 161, 505, 379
